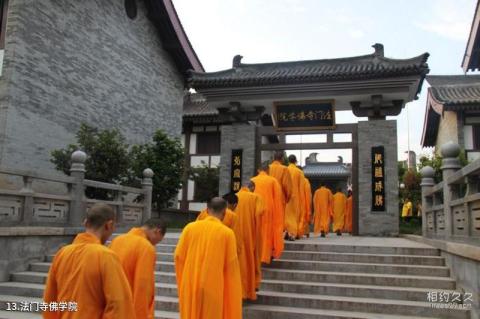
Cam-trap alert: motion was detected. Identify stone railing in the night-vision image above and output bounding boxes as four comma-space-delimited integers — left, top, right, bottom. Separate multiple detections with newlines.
0, 151, 153, 227
421, 142, 480, 245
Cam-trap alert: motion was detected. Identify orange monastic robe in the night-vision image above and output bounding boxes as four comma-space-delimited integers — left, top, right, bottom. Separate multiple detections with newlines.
175, 217, 242, 319
299, 178, 312, 237
284, 164, 305, 237
109, 227, 156, 319
269, 160, 292, 205
313, 186, 334, 234
235, 187, 264, 300
43, 233, 135, 319
344, 195, 353, 233
333, 192, 347, 232
251, 171, 284, 263
252, 192, 265, 289
197, 208, 242, 254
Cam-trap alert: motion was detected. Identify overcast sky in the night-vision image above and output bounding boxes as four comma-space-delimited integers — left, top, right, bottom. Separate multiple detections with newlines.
174, 0, 477, 165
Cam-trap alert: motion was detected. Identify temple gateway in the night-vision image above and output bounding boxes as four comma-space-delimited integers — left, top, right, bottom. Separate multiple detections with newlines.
184, 43, 429, 236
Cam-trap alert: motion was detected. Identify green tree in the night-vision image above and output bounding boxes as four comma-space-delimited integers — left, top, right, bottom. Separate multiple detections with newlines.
129, 130, 185, 210
189, 163, 219, 202
51, 124, 130, 199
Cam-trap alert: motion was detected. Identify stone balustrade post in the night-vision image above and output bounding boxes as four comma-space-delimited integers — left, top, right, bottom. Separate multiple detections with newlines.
142, 168, 154, 223
420, 166, 435, 237
440, 142, 461, 239
70, 150, 86, 226
19, 176, 34, 225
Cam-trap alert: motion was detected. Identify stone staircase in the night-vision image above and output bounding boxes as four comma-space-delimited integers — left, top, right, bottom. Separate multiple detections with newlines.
0, 234, 472, 319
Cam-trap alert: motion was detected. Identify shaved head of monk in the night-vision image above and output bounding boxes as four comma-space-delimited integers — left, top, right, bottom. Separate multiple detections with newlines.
288, 154, 297, 164
84, 203, 116, 244
207, 197, 227, 220
273, 151, 285, 161
222, 192, 239, 211
247, 180, 255, 192
258, 161, 270, 174
143, 218, 167, 245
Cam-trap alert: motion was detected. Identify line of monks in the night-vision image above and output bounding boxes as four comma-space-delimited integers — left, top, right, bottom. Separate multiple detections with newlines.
41, 151, 354, 319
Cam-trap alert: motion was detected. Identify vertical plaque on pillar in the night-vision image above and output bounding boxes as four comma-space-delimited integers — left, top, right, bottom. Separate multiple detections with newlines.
231, 149, 243, 193
372, 146, 385, 211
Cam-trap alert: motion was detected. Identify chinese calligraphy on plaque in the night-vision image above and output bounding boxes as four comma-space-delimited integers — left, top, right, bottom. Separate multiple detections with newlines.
273, 100, 335, 131
372, 146, 385, 211
231, 149, 243, 193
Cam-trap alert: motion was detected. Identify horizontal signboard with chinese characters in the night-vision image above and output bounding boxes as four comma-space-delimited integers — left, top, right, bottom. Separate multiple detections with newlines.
371, 146, 385, 211
230, 149, 243, 193
273, 100, 335, 131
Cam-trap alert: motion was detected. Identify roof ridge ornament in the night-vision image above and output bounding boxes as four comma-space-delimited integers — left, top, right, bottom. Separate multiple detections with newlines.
372, 43, 384, 57
233, 55, 243, 68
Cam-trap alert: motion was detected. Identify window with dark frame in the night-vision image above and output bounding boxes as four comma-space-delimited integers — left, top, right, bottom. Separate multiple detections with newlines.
196, 132, 221, 155
473, 125, 480, 150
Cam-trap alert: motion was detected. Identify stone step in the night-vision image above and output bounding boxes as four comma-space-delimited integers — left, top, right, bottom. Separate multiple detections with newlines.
262, 268, 456, 290
283, 243, 440, 256
280, 250, 445, 266
155, 271, 177, 284
0, 281, 179, 300
156, 244, 176, 253
0, 283, 44, 298
0, 310, 41, 319
0, 295, 42, 314
155, 295, 179, 312
156, 283, 177, 298
255, 291, 469, 319
10, 273, 46, 285
260, 279, 460, 302
269, 259, 450, 277
153, 290, 471, 319
157, 253, 174, 262
11, 270, 178, 286
155, 310, 179, 319
242, 304, 452, 319
30, 261, 176, 274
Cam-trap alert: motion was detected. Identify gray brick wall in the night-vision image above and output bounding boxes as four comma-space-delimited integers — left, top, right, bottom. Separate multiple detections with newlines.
219, 123, 257, 195
357, 120, 399, 236
0, 0, 184, 174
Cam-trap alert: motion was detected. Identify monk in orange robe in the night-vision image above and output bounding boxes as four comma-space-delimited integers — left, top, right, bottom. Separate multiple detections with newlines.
333, 188, 347, 236
175, 197, 242, 319
251, 162, 284, 263
269, 151, 292, 206
235, 184, 264, 300
109, 218, 166, 319
247, 181, 265, 290
344, 190, 353, 234
313, 184, 334, 237
43, 204, 135, 319
284, 155, 305, 240
300, 177, 312, 238
197, 194, 241, 254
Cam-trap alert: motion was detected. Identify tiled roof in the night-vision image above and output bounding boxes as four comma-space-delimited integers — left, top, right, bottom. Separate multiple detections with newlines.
303, 163, 350, 178
427, 75, 480, 107
188, 45, 429, 89
183, 94, 218, 117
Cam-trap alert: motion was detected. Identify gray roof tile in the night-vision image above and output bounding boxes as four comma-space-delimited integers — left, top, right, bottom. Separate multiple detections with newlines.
427, 75, 480, 107
303, 163, 350, 178
188, 50, 429, 89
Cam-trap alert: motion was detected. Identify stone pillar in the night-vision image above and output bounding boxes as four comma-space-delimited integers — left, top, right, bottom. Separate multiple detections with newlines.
440, 142, 461, 239
70, 150, 86, 226
420, 166, 435, 237
357, 120, 399, 236
142, 168, 154, 223
219, 123, 257, 195
19, 176, 34, 225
